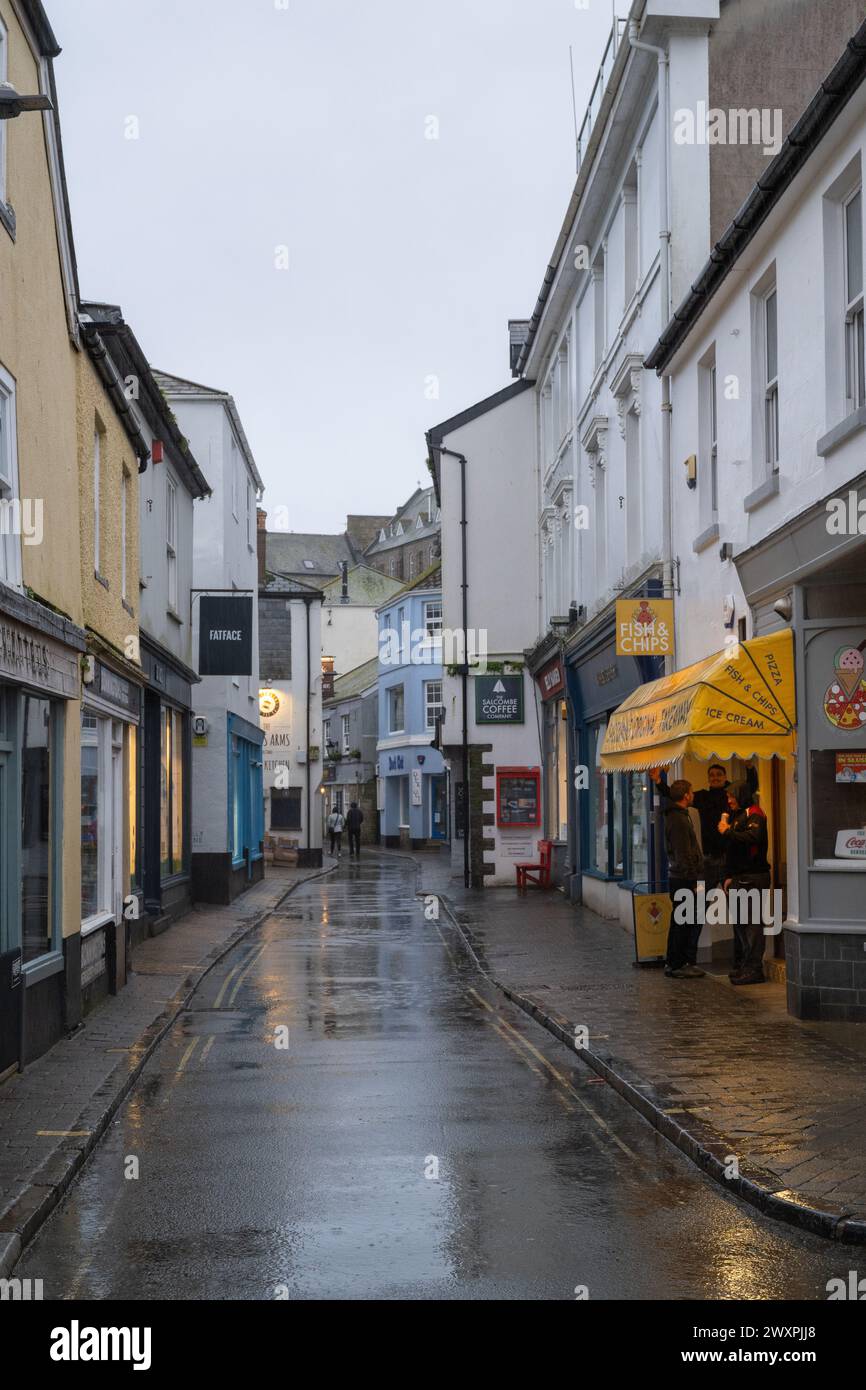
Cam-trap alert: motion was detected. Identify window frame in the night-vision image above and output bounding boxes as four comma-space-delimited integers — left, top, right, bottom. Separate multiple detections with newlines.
423, 599, 443, 638
423, 679, 443, 732
93, 423, 102, 577
0, 364, 21, 588
387, 684, 405, 735
166, 473, 178, 613
763, 285, 779, 472
341, 712, 351, 754
0, 18, 8, 206
844, 186, 865, 411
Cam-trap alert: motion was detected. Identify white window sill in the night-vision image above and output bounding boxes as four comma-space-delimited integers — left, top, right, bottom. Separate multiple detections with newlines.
81, 912, 114, 936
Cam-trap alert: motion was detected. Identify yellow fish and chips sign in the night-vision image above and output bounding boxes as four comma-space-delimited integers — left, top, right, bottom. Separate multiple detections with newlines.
615, 598, 675, 657
601, 630, 797, 771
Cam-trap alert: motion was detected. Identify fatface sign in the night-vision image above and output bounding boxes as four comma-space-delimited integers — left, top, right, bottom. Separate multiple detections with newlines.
475, 674, 524, 723
198, 596, 253, 675
615, 598, 675, 657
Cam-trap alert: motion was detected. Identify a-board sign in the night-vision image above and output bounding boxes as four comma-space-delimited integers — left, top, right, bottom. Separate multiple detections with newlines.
496, 766, 540, 828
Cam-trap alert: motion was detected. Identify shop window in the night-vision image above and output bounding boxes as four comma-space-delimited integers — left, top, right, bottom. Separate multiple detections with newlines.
160, 706, 185, 878
128, 722, 139, 888
80, 715, 101, 921
21, 696, 51, 963
271, 787, 301, 831
627, 772, 650, 884
810, 750, 866, 863
589, 722, 609, 874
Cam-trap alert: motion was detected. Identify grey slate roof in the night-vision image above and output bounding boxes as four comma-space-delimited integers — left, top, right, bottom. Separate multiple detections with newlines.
363, 484, 439, 556
265, 530, 360, 586
153, 369, 264, 492
326, 656, 379, 706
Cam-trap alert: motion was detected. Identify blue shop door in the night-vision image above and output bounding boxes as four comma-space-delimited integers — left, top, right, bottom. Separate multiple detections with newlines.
430, 775, 448, 841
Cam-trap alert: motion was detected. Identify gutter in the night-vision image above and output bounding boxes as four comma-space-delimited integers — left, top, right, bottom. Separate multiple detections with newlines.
80, 325, 150, 470
646, 16, 866, 374
512, 0, 640, 379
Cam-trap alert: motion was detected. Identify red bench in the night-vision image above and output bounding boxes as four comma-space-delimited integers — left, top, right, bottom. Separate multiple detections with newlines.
515, 839, 553, 891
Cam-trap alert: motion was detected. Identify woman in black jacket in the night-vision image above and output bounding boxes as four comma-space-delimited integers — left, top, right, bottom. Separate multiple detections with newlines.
717, 782, 771, 985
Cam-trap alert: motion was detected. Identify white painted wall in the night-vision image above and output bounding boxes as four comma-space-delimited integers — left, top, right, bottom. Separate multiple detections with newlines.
437, 385, 543, 883
162, 392, 262, 855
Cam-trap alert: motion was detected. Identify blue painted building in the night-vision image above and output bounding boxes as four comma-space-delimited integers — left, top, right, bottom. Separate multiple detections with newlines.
376, 568, 448, 847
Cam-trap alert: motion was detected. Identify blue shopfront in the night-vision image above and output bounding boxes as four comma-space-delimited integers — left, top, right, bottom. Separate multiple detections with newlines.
565, 614, 663, 923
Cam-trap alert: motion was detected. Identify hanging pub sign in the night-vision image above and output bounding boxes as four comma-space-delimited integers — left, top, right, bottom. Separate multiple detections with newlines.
198, 595, 253, 675
615, 598, 675, 657
536, 657, 565, 702
496, 766, 541, 828
475, 674, 524, 723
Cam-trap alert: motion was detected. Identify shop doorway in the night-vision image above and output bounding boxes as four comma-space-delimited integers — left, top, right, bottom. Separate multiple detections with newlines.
430, 775, 448, 840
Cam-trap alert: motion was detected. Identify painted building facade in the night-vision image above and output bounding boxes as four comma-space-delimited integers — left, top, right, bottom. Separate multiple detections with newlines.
154, 371, 265, 904
646, 21, 866, 1017
376, 570, 447, 848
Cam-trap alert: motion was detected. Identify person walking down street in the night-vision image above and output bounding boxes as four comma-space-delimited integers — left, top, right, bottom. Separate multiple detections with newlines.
327, 808, 345, 857
346, 802, 364, 858
718, 782, 771, 985
655, 777, 705, 979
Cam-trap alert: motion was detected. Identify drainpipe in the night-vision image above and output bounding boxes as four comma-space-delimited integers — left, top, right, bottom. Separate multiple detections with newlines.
437, 445, 470, 890
629, 17, 674, 628
630, 15, 673, 891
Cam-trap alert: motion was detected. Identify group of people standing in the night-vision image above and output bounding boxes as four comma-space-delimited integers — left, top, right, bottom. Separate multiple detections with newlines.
648, 764, 771, 986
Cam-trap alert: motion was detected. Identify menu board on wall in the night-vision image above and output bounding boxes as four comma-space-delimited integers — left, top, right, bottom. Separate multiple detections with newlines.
496, 767, 541, 828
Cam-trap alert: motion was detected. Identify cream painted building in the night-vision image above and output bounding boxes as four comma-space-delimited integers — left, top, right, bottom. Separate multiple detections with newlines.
0, 0, 84, 1070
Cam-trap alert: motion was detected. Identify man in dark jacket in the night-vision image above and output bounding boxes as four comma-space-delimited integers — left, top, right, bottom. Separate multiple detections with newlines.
659, 779, 705, 979
718, 782, 771, 985
346, 802, 364, 858
651, 763, 756, 889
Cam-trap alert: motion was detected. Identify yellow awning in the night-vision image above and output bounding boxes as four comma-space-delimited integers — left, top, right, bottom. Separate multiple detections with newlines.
599, 630, 796, 771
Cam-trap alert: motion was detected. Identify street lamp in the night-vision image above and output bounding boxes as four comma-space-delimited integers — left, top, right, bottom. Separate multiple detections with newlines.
0, 83, 53, 119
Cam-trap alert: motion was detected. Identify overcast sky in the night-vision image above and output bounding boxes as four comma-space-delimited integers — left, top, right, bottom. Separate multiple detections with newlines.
52, 0, 613, 531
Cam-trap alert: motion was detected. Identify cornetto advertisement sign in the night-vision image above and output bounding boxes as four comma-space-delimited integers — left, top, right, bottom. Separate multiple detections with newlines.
198, 595, 253, 676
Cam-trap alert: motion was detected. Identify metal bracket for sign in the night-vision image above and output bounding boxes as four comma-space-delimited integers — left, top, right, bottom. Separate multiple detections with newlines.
190, 588, 255, 624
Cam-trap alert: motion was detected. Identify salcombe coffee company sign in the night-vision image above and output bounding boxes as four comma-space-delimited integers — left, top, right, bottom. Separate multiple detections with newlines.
475, 674, 524, 723
198, 595, 253, 676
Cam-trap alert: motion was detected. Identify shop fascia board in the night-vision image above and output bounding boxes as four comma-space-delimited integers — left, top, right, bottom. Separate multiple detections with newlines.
733, 469, 866, 605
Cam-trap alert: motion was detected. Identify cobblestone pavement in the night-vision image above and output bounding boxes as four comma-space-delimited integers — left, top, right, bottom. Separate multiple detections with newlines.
0, 861, 335, 1273
417, 852, 866, 1230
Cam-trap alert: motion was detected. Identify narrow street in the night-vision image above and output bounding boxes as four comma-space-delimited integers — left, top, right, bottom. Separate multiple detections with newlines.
17, 854, 851, 1301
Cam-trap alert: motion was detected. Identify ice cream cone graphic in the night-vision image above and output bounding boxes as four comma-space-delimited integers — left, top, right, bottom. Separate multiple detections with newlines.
824, 641, 866, 728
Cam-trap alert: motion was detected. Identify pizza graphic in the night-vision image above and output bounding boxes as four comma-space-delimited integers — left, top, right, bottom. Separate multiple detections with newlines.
823, 643, 866, 729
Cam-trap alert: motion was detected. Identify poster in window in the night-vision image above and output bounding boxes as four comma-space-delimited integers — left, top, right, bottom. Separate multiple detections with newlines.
496, 767, 541, 828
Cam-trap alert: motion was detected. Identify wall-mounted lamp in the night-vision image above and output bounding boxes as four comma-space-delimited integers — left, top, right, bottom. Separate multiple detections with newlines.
0, 82, 53, 119
684, 454, 697, 489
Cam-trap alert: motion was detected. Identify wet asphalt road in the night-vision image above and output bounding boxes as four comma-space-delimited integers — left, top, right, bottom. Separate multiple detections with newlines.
17, 853, 857, 1300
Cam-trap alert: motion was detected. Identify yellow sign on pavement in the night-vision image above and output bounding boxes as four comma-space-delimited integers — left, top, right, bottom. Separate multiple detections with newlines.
615, 598, 675, 657
633, 891, 671, 963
